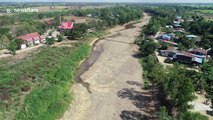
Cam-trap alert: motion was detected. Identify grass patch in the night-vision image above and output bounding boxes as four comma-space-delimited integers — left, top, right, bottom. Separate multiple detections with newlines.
15, 44, 91, 120
0, 44, 91, 120
198, 10, 213, 14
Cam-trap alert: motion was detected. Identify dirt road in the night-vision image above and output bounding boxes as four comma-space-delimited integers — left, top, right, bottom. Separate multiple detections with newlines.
61, 13, 151, 120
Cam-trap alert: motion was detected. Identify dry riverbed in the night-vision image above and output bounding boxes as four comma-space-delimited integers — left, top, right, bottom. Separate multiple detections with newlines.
60, 13, 151, 120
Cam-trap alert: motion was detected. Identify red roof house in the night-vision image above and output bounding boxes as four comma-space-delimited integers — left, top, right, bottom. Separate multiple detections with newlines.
58, 22, 74, 30
17, 32, 45, 45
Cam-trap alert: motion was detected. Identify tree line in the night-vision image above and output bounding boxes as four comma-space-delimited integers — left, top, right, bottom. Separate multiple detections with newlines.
137, 5, 213, 120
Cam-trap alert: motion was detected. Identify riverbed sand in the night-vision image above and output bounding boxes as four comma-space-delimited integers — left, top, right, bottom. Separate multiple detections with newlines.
60, 13, 151, 120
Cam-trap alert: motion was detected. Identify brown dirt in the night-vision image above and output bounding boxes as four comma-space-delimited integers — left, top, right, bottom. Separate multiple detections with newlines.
60, 13, 151, 120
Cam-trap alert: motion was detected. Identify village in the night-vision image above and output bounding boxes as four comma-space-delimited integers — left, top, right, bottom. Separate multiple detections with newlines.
17, 21, 74, 48
0, 15, 92, 59
154, 15, 210, 67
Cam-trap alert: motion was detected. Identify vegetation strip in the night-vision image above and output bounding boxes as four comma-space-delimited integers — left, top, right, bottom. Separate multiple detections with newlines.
15, 44, 91, 120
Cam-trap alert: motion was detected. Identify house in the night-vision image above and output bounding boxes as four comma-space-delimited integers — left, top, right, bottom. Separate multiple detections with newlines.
173, 51, 204, 64
17, 32, 45, 47
158, 34, 171, 40
160, 47, 178, 57
173, 52, 202, 64
168, 33, 175, 38
58, 22, 74, 30
173, 52, 193, 64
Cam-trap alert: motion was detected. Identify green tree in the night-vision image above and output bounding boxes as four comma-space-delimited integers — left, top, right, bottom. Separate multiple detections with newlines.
140, 40, 159, 56
201, 60, 213, 106
177, 112, 208, 120
46, 37, 55, 45
57, 35, 64, 42
177, 35, 196, 49
163, 67, 196, 116
14, 39, 24, 50
65, 23, 88, 40
8, 40, 17, 55
159, 106, 173, 120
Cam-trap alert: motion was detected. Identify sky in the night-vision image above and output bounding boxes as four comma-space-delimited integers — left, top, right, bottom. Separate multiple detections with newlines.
2, 0, 213, 3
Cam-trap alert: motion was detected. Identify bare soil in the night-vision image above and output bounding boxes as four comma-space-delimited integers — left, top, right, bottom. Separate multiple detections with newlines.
60, 13, 152, 120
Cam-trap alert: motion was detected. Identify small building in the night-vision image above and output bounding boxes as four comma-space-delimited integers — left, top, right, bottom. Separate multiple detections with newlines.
173, 52, 204, 64
173, 52, 193, 64
160, 47, 178, 57
58, 22, 74, 30
168, 33, 175, 38
158, 34, 172, 40
17, 32, 45, 47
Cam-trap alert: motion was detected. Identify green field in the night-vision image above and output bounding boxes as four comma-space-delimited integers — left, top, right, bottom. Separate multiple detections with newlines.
198, 10, 213, 14
0, 44, 91, 120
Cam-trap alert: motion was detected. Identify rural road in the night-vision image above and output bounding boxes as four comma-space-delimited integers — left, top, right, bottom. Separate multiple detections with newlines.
61, 13, 151, 120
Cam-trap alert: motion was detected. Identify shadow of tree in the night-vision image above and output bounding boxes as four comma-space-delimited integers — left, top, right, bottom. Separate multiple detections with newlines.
120, 110, 149, 120
117, 85, 160, 120
206, 110, 213, 116
127, 81, 143, 87
131, 53, 143, 59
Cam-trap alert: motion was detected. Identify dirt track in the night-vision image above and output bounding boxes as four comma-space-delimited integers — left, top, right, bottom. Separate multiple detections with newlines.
60, 13, 151, 120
